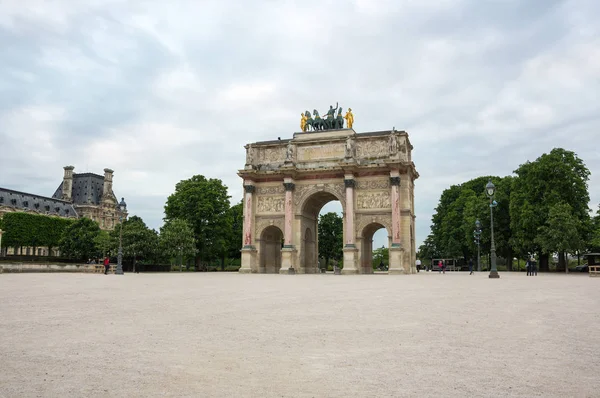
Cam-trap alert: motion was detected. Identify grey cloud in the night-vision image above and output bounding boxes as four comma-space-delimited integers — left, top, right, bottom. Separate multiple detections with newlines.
1, 0, 599, 248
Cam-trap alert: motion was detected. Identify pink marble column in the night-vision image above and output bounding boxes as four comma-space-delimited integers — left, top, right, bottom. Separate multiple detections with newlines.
344, 175, 355, 246
242, 182, 255, 247
283, 179, 295, 247
390, 171, 401, 246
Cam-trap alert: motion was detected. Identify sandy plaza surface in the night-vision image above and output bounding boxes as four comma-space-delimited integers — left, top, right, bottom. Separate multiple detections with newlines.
0, 272, 599, 398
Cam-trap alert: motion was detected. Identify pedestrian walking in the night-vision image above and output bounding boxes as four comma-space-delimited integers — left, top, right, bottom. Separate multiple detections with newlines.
103, 256, 110, 275
468, 259, 474, 275
532, 261, 538, 276
438, 260, 443, 274
416, 259, 421, 272
526, 259, 531, 276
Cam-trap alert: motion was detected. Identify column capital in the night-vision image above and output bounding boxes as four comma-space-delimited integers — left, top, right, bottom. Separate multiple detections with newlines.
344, 179, 356, 188
244, 185, 256, 193
390, 176, 401, 186
283, 182, 295, 191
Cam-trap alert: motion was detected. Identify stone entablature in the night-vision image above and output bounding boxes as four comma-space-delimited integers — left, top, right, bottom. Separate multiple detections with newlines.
239, 128, 418, 275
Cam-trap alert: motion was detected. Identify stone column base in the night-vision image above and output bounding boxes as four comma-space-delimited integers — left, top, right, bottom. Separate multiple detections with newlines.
341, 246, 359, 275
239, 246, 257, 273
280, 246, 297, 274
388, 245, 406, 275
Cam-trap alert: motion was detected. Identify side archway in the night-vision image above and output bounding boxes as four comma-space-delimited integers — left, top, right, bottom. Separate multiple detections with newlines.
258, 225, 283, 273
358, 219, 392, 274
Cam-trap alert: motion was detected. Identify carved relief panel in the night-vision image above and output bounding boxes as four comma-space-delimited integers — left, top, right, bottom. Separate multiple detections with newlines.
297, 143, 345, 161
257, 195, 285, 213
257, 146, 286, 164
356, 138, 387, 159
356, 191, 391, 209
355, 178, 389, 190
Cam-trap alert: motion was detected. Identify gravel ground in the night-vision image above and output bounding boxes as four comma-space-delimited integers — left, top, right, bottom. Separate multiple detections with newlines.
0, 272, 599, 398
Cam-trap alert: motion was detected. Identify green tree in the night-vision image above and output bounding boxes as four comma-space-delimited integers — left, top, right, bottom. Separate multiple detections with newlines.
227, 201, 244, 259
111, 216, 159, 271
164, 175, 232, 270
588, 205, 600, 252
418, 234, 440, 265
59, 217, 101, 261
1, 213, 73, 255
317, 212, 343, 267
372, 246, 389, 269
427, 176, 513, 266
160, 218, 197, 269
536, 202, 584, 271
94, 230, 114, 257
511, 148, 591, 271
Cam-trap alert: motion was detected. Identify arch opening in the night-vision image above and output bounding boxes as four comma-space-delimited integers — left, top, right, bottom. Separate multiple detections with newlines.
360, 223, 390, 274
300, 191, 343, 274
259, 225, 283, 274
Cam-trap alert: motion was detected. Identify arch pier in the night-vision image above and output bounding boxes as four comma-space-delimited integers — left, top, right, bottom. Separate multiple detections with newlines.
238, 128, 418, 274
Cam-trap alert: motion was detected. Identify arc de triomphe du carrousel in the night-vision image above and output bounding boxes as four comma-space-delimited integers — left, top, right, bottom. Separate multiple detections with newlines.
237, 107, 419, 274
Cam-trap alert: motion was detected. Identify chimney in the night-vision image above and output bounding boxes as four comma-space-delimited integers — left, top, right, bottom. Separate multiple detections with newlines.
103, 168, 114, 197
62, 166, 74, 201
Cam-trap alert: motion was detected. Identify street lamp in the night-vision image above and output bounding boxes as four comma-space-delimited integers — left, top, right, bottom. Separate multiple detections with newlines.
115, 198, 127, 275
485, 180, 500, 279
0, 229, 4, 257
474, 220, 482, 272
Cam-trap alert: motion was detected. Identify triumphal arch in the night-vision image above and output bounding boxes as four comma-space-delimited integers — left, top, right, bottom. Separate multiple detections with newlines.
238, 124, 418, 275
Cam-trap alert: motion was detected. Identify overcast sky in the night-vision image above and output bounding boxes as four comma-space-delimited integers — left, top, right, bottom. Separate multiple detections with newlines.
1, 0, 599, 250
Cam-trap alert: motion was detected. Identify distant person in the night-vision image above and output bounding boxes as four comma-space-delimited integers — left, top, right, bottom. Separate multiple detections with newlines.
532, 261, 538, 276
103, 257, 110, 275
526, 260, 531, 276
416, 259, 421, 272
469, 259, 474, 275
438, 260, 443, 274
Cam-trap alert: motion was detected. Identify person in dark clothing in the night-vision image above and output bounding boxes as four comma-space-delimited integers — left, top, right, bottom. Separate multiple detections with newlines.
526, 260, 531, 276
468, 259, 474, 275
103, 257, 110, 275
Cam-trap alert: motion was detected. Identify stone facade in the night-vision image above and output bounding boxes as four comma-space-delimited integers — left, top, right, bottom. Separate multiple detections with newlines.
238, 128, 418, 275
51, 166, 127, 231
0, 166, 127, 257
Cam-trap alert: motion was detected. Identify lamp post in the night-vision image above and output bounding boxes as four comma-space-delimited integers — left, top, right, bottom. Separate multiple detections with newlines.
115, 198, 127, 275
474, 220, 482, 272
485, 180, 500, 279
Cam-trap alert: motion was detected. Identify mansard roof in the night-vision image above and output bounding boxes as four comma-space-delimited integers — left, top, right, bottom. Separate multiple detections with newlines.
52, 172, 115, 205
0, 187, 78, 217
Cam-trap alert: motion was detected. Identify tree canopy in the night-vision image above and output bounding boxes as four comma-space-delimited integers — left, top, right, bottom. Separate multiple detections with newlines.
164, 175, 232, 267
422, 147, 594, 272
59, 217, 101, 261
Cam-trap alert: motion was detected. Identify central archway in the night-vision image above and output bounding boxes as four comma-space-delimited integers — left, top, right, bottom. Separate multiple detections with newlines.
298, 190, 344, 274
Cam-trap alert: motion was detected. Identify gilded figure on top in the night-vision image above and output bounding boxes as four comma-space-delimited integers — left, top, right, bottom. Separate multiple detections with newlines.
344, 108, 354, 129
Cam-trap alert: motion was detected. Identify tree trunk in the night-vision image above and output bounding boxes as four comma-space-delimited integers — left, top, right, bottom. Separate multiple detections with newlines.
559, 251, 567, 273
539, 253, 549, 272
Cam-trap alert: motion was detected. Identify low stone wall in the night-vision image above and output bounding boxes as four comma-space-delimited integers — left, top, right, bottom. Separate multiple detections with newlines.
0, 263, 96, 273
